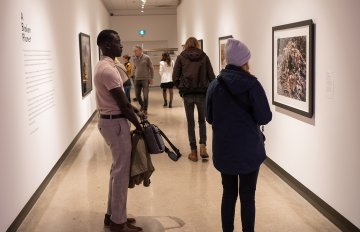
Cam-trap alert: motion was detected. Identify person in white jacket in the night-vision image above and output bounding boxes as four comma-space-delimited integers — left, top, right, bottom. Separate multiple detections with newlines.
159, 52, 175, 108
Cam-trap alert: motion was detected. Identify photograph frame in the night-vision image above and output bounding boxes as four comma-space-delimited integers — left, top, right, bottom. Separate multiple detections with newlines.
272, 20, 314, 118
79, 32, 93, 97
218, 35, 233, 72
98, 46, 103, 61
198, 39, 203, 51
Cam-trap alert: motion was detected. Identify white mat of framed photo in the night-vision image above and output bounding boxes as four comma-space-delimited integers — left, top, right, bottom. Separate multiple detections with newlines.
218, 35, 233, 72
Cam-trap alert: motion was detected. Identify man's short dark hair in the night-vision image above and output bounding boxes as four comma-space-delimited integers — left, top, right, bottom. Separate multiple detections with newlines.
97, 29, 118, 46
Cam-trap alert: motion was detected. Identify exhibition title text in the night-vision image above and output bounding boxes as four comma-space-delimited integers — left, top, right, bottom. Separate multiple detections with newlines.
21, 12, 32, 43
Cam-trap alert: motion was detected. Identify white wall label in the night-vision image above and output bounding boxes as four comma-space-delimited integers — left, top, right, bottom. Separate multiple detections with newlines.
24, 50, 55, 135
21, 12, 32, 43
21, 11, 56, 135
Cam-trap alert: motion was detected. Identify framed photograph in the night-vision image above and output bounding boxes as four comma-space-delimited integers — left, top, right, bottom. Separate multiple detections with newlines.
219, 35, 233, 72
98, 47, 103, 60
272, 20, 314, 117
198, 39, 203, 50
79, 33, 93, 97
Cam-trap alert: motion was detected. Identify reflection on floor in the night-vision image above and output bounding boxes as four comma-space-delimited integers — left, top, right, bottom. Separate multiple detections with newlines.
18, 88, 340, 232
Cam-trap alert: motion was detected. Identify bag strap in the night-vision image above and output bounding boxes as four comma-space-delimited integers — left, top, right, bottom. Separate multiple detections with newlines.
159, 129, 181, 158
217, 75, 265, 133
141, 120, 182, 159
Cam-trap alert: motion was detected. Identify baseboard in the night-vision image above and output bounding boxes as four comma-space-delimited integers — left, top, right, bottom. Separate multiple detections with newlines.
6, 111, 97, 232
264, 158, 360, 232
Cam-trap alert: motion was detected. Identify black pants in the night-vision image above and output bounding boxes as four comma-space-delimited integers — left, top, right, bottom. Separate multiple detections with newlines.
135, 80, 149, 111
183, 95, 206, 151
221, 169, 259, 232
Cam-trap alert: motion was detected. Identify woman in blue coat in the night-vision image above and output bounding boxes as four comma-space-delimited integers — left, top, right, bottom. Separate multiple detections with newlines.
206, 38, 272, 232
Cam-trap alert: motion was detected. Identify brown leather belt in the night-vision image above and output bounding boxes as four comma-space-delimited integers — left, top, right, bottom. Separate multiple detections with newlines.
100, 114, 125, 119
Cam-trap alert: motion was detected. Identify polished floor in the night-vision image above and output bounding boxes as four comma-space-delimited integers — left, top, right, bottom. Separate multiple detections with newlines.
18, 88, 340, 232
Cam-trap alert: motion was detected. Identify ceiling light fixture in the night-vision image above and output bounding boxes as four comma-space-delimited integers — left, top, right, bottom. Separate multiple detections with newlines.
140, 0, 146, 13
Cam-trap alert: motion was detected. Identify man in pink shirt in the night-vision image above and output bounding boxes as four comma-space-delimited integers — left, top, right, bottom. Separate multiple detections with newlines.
95, 29, 144, 232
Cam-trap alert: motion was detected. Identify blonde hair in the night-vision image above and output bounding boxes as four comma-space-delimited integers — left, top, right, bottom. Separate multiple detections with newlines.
184, 37, 200, 50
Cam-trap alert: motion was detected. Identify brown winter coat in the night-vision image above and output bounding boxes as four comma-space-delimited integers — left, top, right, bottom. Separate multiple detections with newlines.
172, 48, 215, 96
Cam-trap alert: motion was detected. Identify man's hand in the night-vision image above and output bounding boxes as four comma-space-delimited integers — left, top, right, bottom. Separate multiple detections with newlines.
149, 79, 154, 85
137, 111, 147, 121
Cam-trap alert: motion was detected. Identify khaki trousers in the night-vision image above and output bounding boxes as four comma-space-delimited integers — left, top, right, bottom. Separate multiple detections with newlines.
98, 118, 131, 224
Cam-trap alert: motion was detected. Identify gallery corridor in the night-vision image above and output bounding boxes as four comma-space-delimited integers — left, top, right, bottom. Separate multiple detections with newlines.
16, 88, 340, 232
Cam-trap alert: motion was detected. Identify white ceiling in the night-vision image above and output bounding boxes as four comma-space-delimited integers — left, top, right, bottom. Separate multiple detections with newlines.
102, 0, 181, 16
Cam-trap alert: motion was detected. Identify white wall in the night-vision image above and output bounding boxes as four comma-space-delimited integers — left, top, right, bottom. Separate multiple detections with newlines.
0, 0, 109, 230
110, 15, 178, 54
110, 15, 177, 86
178, 0, 360, 228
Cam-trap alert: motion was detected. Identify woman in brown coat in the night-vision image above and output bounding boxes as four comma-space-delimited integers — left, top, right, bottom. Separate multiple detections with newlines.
172, 37, 215, 161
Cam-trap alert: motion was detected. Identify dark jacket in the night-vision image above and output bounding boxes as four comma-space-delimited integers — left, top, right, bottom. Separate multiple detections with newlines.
206, 65, 272, 175
129, 133, 154, 188
172, 48, 215, 96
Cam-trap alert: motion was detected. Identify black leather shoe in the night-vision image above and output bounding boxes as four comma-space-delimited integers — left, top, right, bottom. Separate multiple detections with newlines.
110, 221, 140, 232
105, 214, 137, 226
104, 214, 111, 226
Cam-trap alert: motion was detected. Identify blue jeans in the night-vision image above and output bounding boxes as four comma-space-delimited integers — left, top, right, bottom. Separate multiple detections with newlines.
221, 169, 259, 232
124, 86, 131, 103
183, 95, 207, 151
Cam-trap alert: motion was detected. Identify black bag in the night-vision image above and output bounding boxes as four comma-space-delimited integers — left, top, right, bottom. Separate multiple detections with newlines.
142, 121, 165, 154
217, 76, 266, 142
141, 120, 182, 161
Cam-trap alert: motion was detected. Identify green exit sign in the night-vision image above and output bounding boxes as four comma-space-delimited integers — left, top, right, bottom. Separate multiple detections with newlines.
138, 29, 146, 36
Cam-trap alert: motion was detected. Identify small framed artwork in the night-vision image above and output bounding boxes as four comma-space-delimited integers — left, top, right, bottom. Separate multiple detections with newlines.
272, 20, 314, 118
98, 47, 103, 60
219, 35, 233, 72
79, 32, 93, 97
198, 39, 203, 50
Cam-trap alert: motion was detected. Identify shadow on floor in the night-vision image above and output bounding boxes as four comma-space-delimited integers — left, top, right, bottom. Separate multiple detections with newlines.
103, 216, 186, 232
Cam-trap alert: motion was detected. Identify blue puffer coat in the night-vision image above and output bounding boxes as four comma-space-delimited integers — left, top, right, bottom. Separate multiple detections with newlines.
206, 65, 272, 175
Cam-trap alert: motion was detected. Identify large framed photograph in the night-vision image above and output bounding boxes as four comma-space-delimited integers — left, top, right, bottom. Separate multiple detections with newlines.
219, 35, 233, 72
272, 20, 314, 118
79, 33, 93, 97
